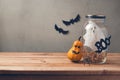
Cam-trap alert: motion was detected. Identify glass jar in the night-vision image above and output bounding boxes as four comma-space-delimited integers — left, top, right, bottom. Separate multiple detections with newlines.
83, 15, 111, 64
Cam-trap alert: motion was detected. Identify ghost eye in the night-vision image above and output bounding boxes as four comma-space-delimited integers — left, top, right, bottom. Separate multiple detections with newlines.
94, 26, 96, 29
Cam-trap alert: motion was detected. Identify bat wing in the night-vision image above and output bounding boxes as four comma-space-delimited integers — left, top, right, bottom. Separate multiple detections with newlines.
62, 14, 80, 26
55, 24, 62, 33
54, 24, 59, 31
62, 20, 71, 26
54, 24, 69, 35
62, 30, 69, 35
73, 14, 80, 23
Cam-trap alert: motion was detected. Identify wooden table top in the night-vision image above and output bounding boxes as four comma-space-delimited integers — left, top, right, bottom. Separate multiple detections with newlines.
0, 52, 119, 75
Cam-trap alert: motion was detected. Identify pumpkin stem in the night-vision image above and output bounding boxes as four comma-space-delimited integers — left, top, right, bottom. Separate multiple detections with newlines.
78, 36, 81, 41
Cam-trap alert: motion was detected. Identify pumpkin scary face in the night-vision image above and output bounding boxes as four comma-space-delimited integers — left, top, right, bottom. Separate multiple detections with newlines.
67, 37, 83, 62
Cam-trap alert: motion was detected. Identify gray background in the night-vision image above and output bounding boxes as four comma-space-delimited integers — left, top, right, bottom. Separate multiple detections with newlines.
0, 0, 119, 52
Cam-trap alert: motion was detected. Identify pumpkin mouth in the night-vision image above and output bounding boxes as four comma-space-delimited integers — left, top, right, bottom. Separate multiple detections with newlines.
72, 50, 80, 54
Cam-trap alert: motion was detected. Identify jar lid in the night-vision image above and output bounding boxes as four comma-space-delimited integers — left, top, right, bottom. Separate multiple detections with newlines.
86, 15, 106, 19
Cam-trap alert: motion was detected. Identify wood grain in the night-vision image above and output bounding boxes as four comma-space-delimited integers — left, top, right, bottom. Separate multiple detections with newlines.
0, 52, 119, 80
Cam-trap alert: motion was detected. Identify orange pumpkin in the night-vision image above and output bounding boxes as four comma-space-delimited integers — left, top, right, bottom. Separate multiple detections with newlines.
67, 36, 83, 62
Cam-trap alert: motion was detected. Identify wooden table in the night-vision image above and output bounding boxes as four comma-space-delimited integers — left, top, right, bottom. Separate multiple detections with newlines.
0, 52, 119, 80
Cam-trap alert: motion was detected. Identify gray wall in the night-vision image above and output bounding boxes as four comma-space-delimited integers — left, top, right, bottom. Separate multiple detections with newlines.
0, 0, 120, 52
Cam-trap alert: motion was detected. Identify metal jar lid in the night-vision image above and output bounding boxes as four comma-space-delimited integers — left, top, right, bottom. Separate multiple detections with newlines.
86, 15, 106, 19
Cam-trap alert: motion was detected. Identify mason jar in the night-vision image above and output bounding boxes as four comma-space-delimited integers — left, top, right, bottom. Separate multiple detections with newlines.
83, 15, 111, 64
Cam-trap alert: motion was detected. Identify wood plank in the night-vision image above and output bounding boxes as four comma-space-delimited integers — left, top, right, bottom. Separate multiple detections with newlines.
0, 75, 119, 80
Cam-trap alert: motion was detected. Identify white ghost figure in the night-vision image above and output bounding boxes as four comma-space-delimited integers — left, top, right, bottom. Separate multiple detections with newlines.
83, 21, 108, 52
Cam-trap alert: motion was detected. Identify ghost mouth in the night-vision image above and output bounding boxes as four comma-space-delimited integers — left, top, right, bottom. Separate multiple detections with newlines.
72, 50, 80, 54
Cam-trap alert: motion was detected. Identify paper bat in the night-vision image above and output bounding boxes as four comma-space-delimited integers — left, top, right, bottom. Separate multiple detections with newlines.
54, 24, 69, 35
62, 14, 80, 26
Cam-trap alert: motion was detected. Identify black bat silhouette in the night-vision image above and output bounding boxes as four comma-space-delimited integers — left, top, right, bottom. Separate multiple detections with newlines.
62, 14, 80, 26
54, 24, 69, 35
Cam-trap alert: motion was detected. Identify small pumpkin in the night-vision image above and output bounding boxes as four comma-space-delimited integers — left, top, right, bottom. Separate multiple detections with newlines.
67, 36, 83, 62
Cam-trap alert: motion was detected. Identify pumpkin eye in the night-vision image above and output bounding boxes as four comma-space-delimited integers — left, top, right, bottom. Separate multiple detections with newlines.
75, 45, 77, 47
78, 46, 80, 48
